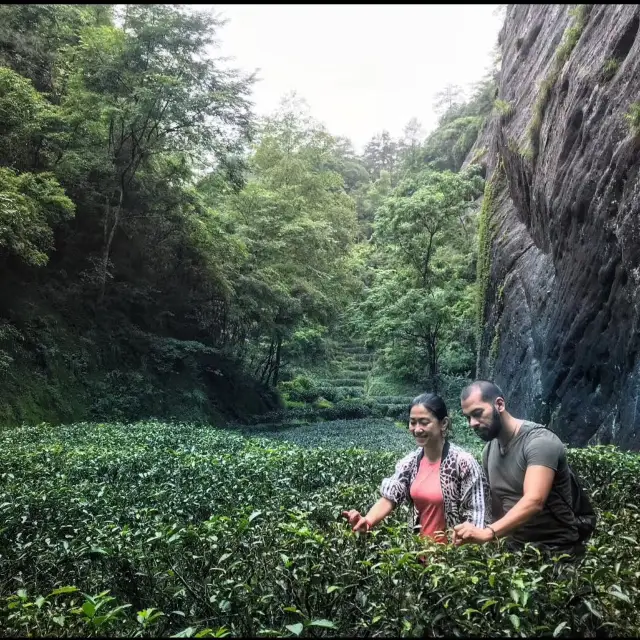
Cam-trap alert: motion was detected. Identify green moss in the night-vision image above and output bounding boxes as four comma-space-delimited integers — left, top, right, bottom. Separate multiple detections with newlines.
469, 146, 487, 166
488, 281, 506, 375
601, 57, 620, 82
494, 99, 515, 120
475, 164, 505, 339
528, 4, 591, 160
625, 102, 640, 137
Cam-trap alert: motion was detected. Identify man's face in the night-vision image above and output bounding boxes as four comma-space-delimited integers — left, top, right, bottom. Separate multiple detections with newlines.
460, 388, 503, 441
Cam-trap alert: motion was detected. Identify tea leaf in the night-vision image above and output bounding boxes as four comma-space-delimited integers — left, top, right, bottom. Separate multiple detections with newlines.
285, 623, 303, 636
309, 619, 337, 629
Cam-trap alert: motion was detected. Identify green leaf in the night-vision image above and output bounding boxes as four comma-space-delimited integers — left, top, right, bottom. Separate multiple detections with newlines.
584, 600, 602, 619
309, 619, 337, 629
608, 587, 630, 603
53, 615, 65, 627
553, 622, 568, 637
51, 586, 79, 596
509, 614, 520, 631
285, 623, 303, 636
326, 585, 339, 594
82, 601, 96, 618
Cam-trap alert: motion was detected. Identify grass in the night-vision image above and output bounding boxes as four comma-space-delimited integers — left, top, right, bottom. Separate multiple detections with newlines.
494, 98, 515, 120
601, 57, 620, 81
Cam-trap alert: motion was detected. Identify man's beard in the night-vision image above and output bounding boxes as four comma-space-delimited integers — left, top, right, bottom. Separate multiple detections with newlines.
476, 407, 503, 441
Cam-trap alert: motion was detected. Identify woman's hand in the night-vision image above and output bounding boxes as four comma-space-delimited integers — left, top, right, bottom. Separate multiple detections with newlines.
341, 509, 371, 533
452, 522, 494, 546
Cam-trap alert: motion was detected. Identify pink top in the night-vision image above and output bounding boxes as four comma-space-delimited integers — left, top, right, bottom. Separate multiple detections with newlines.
409, 456, 447, 543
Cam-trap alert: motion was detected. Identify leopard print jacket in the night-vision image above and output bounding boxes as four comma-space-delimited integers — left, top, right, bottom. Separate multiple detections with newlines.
380, 440, 492, 533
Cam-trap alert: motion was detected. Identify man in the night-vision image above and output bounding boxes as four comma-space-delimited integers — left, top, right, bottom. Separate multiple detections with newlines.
453, 380, 581, 556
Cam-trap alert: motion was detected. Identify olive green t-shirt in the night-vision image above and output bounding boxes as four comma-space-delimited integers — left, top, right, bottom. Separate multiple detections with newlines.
482, 421, 578, 549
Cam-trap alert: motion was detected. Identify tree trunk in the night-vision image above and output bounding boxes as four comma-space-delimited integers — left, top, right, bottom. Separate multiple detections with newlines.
260, 338, 275, 383
98, 188, 123, 305
272, 333, 282, 387
427, 332, 439, 393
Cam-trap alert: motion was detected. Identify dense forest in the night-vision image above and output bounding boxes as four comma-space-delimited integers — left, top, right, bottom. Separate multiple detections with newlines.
0, 3, 497, 426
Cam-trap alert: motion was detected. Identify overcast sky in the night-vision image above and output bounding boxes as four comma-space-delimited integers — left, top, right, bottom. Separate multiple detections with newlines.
195, 4, 504, 152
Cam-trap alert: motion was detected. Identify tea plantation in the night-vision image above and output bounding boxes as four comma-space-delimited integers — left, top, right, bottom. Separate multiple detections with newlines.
1, 420, 639, 637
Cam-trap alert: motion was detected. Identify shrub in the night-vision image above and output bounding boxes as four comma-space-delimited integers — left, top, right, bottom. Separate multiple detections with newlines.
279, 375, 321, 403
0, 421, 639, 637
494, 98, 515, 120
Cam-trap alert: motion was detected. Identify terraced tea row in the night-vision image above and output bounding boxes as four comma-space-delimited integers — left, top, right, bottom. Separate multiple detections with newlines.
1, 421, 638, 637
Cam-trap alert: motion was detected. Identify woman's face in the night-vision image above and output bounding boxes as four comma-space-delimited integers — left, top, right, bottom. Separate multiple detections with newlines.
409, 404, 446, 447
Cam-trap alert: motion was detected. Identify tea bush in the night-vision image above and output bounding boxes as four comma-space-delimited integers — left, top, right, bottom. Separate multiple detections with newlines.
0, 421, 639, 637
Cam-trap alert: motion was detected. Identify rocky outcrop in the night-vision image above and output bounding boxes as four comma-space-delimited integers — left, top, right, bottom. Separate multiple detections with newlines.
468, 4, 640, 449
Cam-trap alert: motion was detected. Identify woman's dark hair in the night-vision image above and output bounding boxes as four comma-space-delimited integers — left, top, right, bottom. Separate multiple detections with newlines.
410, 393, 448, 421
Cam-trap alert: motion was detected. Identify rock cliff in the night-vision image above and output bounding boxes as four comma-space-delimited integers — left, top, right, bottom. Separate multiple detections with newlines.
468, 4, 640, 449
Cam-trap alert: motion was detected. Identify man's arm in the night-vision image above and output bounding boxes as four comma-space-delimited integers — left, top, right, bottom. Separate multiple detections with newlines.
454, 465, 555, 544
480, 465, 555, 537
454, 431, 563, 545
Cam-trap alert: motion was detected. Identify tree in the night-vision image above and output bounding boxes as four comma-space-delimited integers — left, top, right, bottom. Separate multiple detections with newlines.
0, 168, 74, 267
362, 130, 398, 180
55, 3, 254, 304
218, 104, 358, 386
433, 83, 465, 119
352, 167, 483, 389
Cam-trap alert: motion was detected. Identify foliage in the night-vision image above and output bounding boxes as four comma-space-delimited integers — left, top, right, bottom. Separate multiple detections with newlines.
220, 97, 359, 387
352, 167, 483, 390
0, 421, 639, 637
601, 57, 620, 82
0, 167, 74, 266
415, 116, 485, 172
0, 4, 273, 426
625, 102, 640, 138
475, 168, 497, 337
494, 98, 515, 120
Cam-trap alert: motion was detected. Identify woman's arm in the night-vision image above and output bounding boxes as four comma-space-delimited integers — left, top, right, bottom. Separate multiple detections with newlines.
342, 497, 395, 532
342, 450, 417, 533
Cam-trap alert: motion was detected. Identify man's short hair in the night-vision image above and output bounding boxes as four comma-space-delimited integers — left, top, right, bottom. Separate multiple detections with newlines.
460, 380, 505, 404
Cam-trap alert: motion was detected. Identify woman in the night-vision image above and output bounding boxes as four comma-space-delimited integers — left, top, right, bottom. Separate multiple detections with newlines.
342, 393, 491, 542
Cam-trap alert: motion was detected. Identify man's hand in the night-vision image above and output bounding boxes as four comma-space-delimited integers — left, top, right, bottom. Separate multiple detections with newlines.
341, 509, 371, 533
452, 522, 494, 546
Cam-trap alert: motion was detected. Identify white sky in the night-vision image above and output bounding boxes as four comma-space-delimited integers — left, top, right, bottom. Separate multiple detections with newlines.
195, 4, 504, 152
